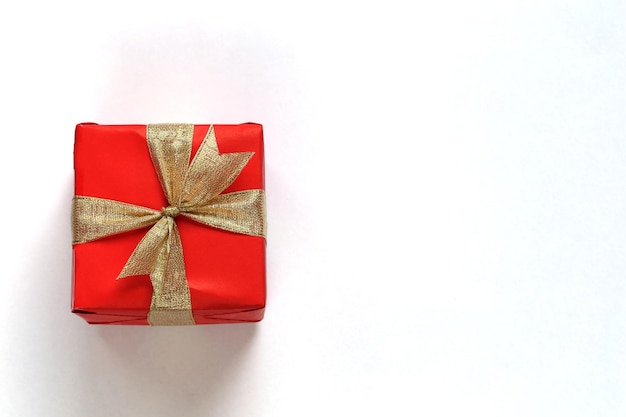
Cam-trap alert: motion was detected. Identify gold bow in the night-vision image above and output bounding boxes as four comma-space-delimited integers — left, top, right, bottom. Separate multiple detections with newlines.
72, 124, 266, 325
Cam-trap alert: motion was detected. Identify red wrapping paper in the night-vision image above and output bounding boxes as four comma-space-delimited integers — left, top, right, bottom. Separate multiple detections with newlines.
72, 123, 266, 325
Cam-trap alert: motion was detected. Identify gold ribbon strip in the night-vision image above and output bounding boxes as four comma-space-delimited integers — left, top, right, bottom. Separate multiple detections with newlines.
72, 124, 266, 325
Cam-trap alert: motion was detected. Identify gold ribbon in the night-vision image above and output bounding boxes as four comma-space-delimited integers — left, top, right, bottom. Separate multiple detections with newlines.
72, 124, 266, 325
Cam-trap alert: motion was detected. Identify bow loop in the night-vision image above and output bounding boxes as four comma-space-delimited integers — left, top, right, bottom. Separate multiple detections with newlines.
181, 125, 254, 207
182, 190, 266, 237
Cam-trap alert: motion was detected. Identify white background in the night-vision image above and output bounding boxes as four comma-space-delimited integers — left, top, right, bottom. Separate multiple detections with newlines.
1, 1, 626, 416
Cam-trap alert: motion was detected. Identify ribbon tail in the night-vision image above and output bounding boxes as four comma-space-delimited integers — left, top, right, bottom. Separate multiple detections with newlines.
117, 217, 170, 279
116, 217, 195, 325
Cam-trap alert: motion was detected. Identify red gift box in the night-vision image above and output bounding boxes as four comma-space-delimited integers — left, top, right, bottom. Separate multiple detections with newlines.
72, 123, 266, 325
